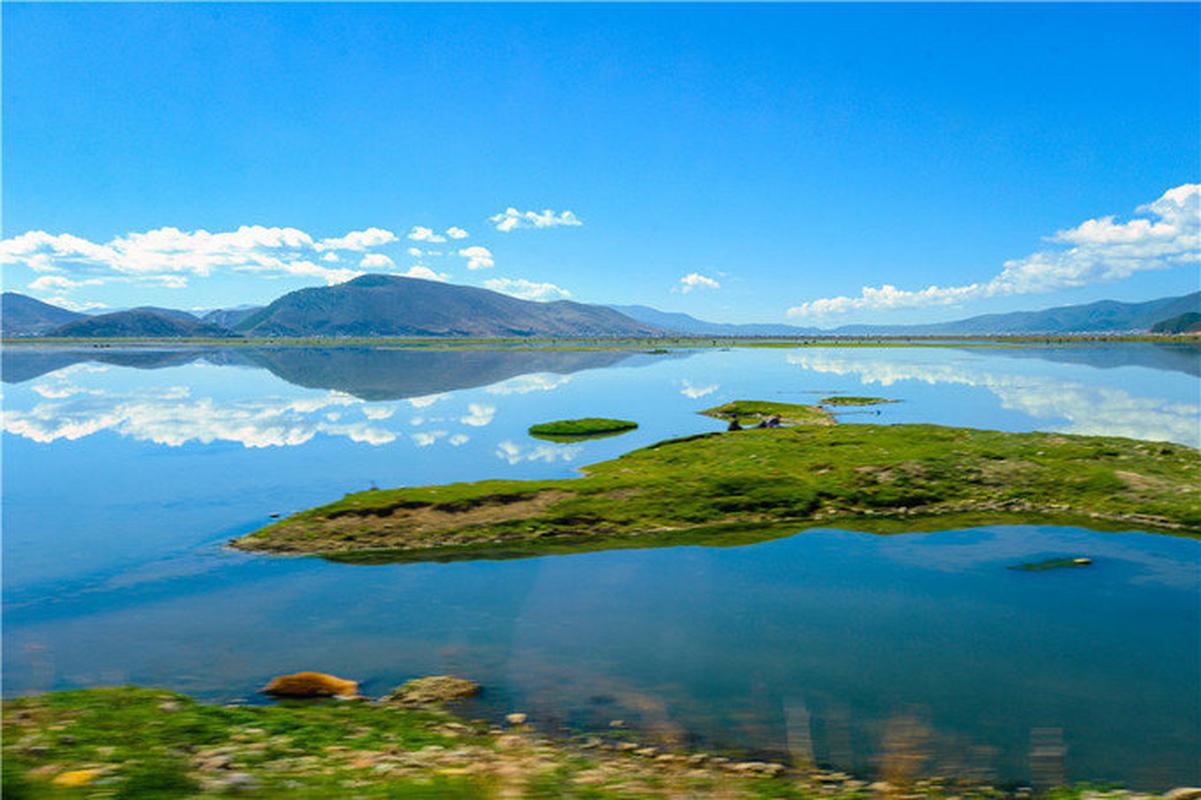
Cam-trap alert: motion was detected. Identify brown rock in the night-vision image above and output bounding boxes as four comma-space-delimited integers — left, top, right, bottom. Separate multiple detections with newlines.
262, 671, 358, 698
385, 676, 480, 706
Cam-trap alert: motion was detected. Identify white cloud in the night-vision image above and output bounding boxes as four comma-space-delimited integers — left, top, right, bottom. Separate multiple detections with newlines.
788, 184, 1201, 318
316, 227, 398, 251
402, 265, 449, 282
484, 277, 572, 301
27, 275, 104, 292
446, 227, 469, 240
412, 430, 448, 447
360, 253, 395, 268
42, 296, 108, 312
458, 245, 495, 270
680, 380, 719, 399
676, 272, 721, 293
0, 224, 398, 290
495, 439, 582, 465
489, 208, 583, 233
449, 433, 470, 446
408, 392, 451, 409
1, 384, 400, 448
460, 403, 495, 427
407, 247, 424, 257
322, 252, 340, 262
485, 374, 571, 395
407, 226, 446, 243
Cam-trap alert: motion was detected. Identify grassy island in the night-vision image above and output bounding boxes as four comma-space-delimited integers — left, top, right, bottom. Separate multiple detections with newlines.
2, 686, 1133, 799
232, 401, 1201, 561
701, 400, 834, 427
528, 418, 639, 441
820, 396, 898, 407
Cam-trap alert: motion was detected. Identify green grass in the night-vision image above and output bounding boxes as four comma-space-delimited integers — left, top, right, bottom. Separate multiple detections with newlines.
820, 396, 897, 407
1, 687, 481, 798
234, 401, 1201, 560
700, 400, 834, 427
529, 418, 639, 441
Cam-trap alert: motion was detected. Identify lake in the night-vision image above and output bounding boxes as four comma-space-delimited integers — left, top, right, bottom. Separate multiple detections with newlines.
2, 342, 1198, 789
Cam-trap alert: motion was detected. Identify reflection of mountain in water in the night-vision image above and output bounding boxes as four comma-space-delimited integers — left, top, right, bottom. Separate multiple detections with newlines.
241, 348, 641, 400
1, 348, 220, 383
978, 343, 1201, 378
2, 346, 661, 399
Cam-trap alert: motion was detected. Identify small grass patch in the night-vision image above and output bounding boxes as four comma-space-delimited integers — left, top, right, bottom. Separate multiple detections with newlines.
820, 396, 898, 406
700, 400, 834, 427
528, 418, 639, 441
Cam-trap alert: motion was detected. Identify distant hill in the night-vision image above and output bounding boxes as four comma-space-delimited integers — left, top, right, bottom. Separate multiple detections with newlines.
1150, 311, 1201, 334
236, 274, 662, 337
832, 292, 1201, 336
618, 292, 1201, 336
1, 292, 86, 336
202, 305, 264, 329
47, 308, 240, 338
608, 305, 819, 337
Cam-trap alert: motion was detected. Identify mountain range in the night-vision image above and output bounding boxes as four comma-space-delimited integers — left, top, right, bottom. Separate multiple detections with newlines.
2, 279, 1198, 339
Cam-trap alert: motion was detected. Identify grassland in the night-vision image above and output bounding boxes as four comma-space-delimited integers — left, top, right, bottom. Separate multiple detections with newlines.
2, 686, 1149, 799
529, 418, 639, 441
233, 401, 1201, 560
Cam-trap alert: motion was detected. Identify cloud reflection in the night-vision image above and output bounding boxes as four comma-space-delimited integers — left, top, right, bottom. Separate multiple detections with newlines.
787, 351, 1200, 446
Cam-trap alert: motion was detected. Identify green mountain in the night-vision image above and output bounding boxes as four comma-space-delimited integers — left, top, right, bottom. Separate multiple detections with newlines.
48, 308, 239, 338
1151, 311, 1201, 334
236, 274, 662, 337
1, 292, 86, 335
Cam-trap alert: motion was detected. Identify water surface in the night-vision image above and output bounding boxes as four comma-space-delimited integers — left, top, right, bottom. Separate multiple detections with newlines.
3, 343, 1198, 788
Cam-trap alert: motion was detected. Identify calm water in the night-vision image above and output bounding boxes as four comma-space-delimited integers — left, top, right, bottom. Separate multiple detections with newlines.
2, 343, 1199, 788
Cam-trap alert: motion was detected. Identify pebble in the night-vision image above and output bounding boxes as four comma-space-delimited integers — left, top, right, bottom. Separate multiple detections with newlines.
505, 713, 527, 726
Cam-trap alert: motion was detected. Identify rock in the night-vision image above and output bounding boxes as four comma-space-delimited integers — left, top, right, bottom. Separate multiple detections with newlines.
262, 671, 358, 698
609, 719, 625, 728
505, 713, 527, 726
219, 772, 260, 793
385, 676, 480, 706
1073, 557, 1093, 565
53, 769, 101, 788
1164, 790, 1201, 800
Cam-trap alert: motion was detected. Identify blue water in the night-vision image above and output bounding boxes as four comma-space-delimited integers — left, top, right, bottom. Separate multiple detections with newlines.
2, 343, 1198, 788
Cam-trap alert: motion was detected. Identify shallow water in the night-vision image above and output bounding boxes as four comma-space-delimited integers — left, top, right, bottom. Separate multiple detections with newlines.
2, 342, 1198, 788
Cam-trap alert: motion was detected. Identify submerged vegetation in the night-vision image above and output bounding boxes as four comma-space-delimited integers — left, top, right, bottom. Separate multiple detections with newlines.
528, 418, 639, 441
234, 401, 1201, 560
1009, 556, 1094, 572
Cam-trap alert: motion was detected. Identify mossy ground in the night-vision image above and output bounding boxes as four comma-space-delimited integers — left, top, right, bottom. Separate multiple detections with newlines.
234, 401, 1201, 560
0, 688, 1163, 799
529, 418, 639, 441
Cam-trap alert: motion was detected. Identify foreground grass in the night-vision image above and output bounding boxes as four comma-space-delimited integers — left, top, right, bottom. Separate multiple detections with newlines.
1, 688, 1176, 799
529, 418, 639, 441
233, 402, 1201, 559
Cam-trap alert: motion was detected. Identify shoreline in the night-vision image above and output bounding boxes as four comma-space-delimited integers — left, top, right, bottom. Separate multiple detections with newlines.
4, 685, 1195, 798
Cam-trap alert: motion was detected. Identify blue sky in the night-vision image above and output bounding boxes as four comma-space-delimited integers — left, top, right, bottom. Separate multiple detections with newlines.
2, 3, 1198, 326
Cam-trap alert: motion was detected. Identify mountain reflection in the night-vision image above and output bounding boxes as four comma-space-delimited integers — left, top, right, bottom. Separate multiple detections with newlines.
2, 346, 646, 399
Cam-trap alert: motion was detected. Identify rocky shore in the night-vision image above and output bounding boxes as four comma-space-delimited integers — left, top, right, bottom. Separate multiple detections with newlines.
4, 682, 1200, 799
